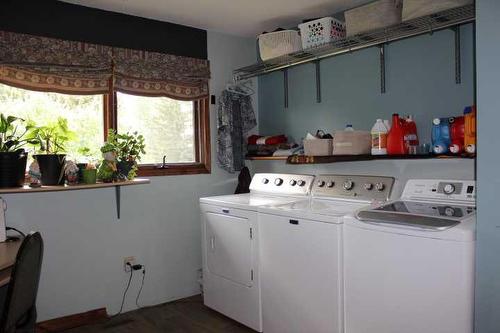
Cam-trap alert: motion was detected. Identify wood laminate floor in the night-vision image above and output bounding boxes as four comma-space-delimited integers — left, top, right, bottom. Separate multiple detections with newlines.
63, 295, 255, 333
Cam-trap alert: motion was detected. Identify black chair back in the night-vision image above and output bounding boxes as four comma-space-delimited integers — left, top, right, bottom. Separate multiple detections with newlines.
0, 232, 44, 333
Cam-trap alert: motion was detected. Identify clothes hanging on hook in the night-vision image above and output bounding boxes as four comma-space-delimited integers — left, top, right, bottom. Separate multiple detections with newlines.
217, 89, 256, 173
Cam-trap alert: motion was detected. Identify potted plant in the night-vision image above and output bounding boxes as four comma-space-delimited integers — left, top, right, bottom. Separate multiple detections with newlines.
0, 114, 36, 188
98, 130, 145, 181
27, 117, 74, 185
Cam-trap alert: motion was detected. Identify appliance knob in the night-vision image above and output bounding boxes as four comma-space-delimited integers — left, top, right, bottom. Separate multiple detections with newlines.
262, 178, 269, 184
297, 180, 306, 187
444, 207, 456, 217
327, 181, 335, 188
443, 184, 456, 195
364, 183, 373, 191
289, 179, 297, 186
343, 180, 354, 191
274, 178, 283, 186
375, 182, 385, 192
317, 180, 326, 188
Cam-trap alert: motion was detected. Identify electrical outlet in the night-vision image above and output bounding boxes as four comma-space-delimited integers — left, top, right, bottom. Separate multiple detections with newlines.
123, 256, 136, 272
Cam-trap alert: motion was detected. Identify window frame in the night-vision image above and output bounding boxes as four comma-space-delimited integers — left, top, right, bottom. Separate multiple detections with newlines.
104, 93, 211, 177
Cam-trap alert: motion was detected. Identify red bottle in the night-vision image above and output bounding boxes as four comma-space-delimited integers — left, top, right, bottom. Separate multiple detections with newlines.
387, 113, 406, 155
404, 115, 419, 149
449, 116, 465, 154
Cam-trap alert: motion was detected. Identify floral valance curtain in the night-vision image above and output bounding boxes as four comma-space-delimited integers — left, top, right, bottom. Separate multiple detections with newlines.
0, 31, 210, 100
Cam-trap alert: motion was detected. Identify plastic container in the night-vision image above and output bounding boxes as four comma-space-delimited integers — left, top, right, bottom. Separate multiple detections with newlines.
258, 30, 302, 61
345, 124, 354, 131
332, 130, 371, 155
384, 119, 391, 131
402, 0, 473, 21
431, 118, 451, 154
304, 138, 333, 156
345, 0, 403, 37
387, 113, 406, 155
298, 17, 346, 49
371, 119, 388, 155
403, 115, 419, 150
449, 116, 465, 154
464, 106, 476, 154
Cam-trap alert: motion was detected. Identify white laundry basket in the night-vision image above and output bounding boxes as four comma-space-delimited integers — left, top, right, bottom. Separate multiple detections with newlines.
345, 0, 403, 37
258, 30, 302, 61
402, 0, 473, 21
298, 17, 346, 49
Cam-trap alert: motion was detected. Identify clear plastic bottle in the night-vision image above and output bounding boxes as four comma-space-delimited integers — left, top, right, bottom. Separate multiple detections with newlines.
371, 119, 388, 155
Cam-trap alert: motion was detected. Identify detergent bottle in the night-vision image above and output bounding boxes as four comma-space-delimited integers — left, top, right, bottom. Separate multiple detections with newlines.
448, 116, 465, 154
387, 114, 406, 155
464, 106, 476, 154
403, 115, 419, 150
431, 118, 451, 154
371, 119, 388, 155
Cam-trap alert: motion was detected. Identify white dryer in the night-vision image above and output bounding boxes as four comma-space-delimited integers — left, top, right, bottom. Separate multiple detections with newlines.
199, 173, 315, 332
344, 179, 476, 333
258, 174, 394, 333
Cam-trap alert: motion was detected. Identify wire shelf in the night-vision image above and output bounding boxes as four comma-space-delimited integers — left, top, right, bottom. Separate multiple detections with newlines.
234, 4, 475, 80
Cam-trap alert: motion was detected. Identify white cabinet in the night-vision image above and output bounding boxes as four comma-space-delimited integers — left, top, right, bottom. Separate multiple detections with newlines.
201, 204, 262, 332
259, 214, 342, 333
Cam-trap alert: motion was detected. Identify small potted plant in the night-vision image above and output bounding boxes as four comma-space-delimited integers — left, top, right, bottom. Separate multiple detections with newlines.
27, 117, 74, 185
82, 162, 97, 184
0, 114, 36, 188
98, 130, 145, 181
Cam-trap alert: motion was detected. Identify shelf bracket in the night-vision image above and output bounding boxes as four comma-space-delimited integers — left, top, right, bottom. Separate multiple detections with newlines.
379, 45, 386, 94
454, 26, 461, 84
283, 69, 289, 109
115, 185, 121, 220
315, 61, 321, 103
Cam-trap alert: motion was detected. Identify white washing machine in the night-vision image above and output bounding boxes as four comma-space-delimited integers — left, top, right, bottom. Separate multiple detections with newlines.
344, 179, 476, 333
258, 174, 394, 333
199, 173, 315, 332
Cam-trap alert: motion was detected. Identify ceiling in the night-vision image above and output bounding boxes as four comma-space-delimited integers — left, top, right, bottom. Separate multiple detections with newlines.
61, 0, 371, 37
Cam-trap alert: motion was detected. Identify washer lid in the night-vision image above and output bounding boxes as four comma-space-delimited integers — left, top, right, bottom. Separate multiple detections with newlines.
259, 198, 370, 223
345, 214, 475, 242
357, 200, 476, 230
200, 193, 304, 211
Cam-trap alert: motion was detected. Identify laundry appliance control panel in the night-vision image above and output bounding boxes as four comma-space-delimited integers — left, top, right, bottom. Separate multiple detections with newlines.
312, 175, 394, 202
250, 173, 315, 195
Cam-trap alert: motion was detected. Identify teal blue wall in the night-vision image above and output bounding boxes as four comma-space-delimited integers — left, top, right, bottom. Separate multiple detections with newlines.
475, 1, 500, 332
258, 24, 474, 144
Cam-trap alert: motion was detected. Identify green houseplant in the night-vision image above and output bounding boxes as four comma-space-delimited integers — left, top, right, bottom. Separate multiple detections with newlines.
0, 114, 36, 188
98, 130, 145, 181
27, 117, 75, 185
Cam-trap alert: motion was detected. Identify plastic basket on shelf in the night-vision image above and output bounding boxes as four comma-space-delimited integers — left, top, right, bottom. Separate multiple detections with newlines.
258, 30, 302, 61
298, 17, 346, 49
402, 0, 473, 21
345, 0, 402, 37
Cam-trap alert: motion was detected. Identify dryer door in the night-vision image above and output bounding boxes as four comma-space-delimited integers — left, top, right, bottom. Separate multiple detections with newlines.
206, 211, 253, 287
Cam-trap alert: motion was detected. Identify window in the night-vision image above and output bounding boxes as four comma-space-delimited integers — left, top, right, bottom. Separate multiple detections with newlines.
117, 93, 195, 164
0, 84, 104, 160
0, 83, 211, 176
113, 92, 211, 176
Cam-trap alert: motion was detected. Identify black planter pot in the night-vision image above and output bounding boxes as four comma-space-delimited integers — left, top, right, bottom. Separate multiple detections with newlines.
0, 150, 28, 188
34, 154, 66, 185
117, 161, 135, 179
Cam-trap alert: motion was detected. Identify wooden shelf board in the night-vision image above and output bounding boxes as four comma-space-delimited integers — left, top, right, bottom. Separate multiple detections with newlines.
0, 178, 150, 194
286, 154, 474, 164
246, 156, 289, 160
247, 154, 475, 164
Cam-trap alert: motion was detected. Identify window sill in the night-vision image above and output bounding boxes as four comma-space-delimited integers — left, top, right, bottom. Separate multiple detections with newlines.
137, 163, 211, 177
